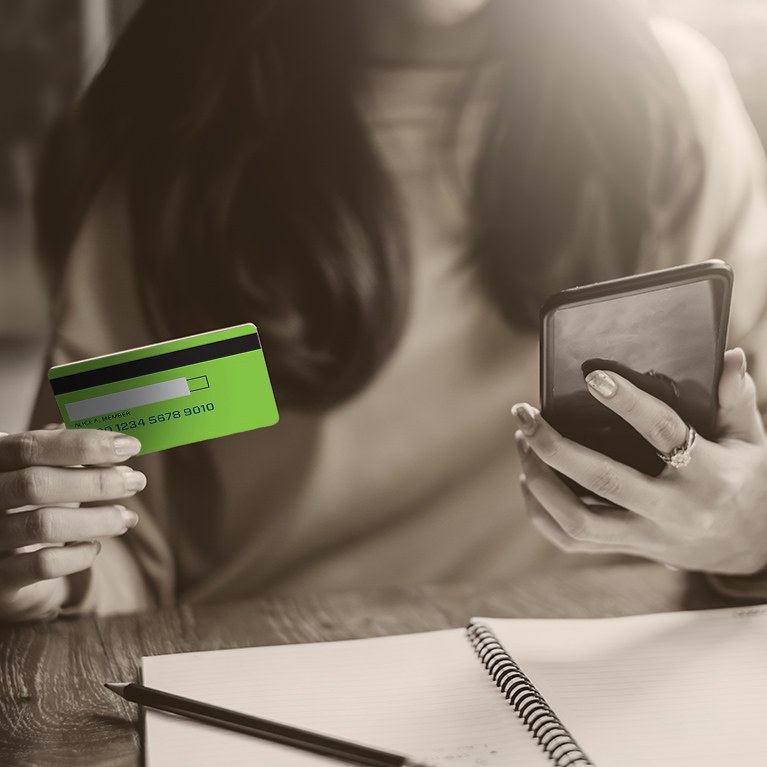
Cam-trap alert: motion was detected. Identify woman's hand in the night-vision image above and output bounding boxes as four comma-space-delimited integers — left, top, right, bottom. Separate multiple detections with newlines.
512, 348, 767, 575
0, 427, 145, 621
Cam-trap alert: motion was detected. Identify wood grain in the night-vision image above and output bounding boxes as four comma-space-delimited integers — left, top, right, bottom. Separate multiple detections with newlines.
0, 563, 738, 766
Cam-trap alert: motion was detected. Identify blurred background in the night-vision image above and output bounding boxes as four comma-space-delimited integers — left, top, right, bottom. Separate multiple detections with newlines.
1, 0, 767, 433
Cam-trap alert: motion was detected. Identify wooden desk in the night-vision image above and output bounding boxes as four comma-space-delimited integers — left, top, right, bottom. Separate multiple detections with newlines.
0, 562, 736, 766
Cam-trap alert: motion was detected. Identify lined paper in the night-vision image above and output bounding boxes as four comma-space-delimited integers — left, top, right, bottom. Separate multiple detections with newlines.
142, 605, 767, 766
484, 605, 767, 766
142, 628, 544, 766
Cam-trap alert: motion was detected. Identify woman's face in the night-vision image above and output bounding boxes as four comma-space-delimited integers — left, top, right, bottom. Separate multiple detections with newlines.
395, 0, 491, 27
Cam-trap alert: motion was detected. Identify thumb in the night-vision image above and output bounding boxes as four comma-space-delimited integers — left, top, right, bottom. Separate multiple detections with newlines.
716, 348, 764, 443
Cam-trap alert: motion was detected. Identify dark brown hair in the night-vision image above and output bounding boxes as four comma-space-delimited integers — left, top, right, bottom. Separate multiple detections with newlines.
35, 0, 702, 409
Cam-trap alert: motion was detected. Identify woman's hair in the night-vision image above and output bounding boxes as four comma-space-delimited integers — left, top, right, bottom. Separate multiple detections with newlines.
35, 0, 702, 410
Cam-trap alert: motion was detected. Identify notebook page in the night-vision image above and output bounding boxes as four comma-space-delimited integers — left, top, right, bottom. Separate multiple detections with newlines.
483, 604, 767, 767
142, 628, 548, 767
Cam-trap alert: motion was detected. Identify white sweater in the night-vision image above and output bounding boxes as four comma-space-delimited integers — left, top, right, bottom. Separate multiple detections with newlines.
40, 18, 767, 613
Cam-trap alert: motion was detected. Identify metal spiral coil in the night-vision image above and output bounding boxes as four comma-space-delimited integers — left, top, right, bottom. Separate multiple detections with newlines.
466, 622, 594, 767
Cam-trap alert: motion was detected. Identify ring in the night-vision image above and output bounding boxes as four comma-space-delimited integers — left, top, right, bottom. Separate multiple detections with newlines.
657, 424, 697, 469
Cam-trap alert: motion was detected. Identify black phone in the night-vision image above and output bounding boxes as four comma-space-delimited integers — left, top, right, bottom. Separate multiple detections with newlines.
539, 260, 733, 489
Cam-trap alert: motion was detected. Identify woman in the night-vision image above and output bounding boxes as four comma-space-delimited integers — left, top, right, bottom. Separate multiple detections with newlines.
2, 0, 767, 620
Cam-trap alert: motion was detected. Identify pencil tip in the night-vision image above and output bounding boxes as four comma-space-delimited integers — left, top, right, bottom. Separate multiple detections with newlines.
104, 682, 128, 694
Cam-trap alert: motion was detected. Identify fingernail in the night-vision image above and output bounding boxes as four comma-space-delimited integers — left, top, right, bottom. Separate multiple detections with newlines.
113, 435, 141, 457
585, 370, 617, 398
511, 403, 538, 435
738, 349, 747, 380
120, 507, 139, 528
91, 539, 102, 554
124, 470, 147, 493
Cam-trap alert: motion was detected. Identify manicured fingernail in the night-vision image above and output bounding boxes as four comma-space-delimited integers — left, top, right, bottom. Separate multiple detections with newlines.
120, 507, 139, 528
585, 370, 617, 398
124, 470, 146, 493
511, 403, 538, 435
113, 435, 141, 457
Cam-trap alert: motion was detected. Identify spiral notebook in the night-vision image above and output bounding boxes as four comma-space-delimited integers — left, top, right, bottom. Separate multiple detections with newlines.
142, 604, 767, 766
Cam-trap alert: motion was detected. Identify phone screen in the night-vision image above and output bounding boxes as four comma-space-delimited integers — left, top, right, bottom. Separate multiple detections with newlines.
541, 265, 731, 477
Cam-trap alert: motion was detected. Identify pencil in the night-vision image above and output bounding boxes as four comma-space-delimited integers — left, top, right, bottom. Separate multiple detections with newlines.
105, 682, 431, 767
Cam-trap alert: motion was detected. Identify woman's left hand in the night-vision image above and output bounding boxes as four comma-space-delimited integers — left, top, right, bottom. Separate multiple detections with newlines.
512, 348, 767, 575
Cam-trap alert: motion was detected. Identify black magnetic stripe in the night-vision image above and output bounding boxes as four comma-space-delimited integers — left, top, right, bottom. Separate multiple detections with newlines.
50, 333, 261, 395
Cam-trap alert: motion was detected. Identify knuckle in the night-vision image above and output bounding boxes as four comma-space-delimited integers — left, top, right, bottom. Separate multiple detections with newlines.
69, 430, 94, 458
618, 387, 640, 416
32, 548, 60, 581
16, 432, 41, 466
703, 483, 731, 515
96, 469, 109, 498
67, 431, 97, 463
98, 432, 118, 457
82, 430, 115, 460
696, 508, 719, 537
17, 467, 51, 505
96, 468, 118, 498
40, 508, 60, 542
535, 432, 562, 464
648, 412, 680, 447
25, 508, 55, 543
722, 463, 748, 496
589, 465, 621, 499
562, 516, 590, 542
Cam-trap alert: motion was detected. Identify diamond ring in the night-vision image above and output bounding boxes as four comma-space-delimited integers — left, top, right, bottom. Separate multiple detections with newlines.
657, 424, 697, 469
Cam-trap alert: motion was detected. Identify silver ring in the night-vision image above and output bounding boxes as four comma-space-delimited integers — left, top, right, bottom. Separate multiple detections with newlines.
657, 424, 697, 469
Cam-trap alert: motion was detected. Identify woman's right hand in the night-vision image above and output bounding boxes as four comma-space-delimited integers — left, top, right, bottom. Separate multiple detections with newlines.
0, 428, 146, 621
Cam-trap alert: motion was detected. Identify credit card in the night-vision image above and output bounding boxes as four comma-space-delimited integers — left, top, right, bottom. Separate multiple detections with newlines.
48, 323, 279, 455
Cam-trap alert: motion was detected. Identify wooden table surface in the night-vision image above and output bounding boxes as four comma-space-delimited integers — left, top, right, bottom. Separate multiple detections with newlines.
0, 562, 741, 767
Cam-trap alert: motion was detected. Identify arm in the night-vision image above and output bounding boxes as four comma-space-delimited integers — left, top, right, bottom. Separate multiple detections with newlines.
513, 21, 767, 599
16, 352, 172, 618
15, 179, 177, 618
653, 20, 767, 598
0, 417, 147, 621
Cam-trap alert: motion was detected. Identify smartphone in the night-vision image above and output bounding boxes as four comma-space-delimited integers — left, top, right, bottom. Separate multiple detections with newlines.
540, 260, 733, 487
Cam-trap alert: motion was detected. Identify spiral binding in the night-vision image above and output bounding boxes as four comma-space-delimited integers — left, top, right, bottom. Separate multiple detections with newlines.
466, 622, 594, 767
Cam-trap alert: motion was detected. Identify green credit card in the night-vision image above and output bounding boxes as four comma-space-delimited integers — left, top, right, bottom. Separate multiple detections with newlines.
48, 323, 279, 455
